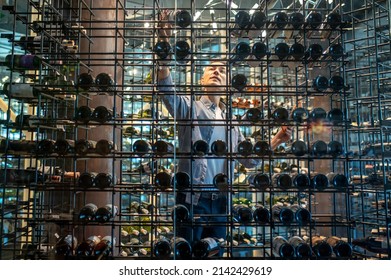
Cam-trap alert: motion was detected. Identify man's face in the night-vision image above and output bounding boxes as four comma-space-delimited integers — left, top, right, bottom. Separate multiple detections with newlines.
201, 63, 227, 91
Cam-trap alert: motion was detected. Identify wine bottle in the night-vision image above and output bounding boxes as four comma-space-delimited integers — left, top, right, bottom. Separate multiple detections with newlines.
291, 140, 307, 157
327, 140, 344, 157
94, 172, 113, 189
247, 11, 267, 38
5, 54, 41, 69
231, 74, 247, 91
76, 236, 101, 257
3, 83, 40, 99
155, 171, 172, 190
310, 140, 328, 157
170, 10, 192, 28
248, 173, 270, 191
304, 43, 323, 61
95, 204, 118, 224
133, 139, 152, 156
213, 173, 229, 191
152, 140, 174, 155
171, 204, 190, 223
171, 237, 192, 260
14, 114, 31, 127
153, 236, 172, 259
290, 204, 312, 225
326, 236, 352, 258
291, 107, 308, 123
251, 10, 267, 28
75, 105, 92, 123
274, 42, 290, 60
288, 236, 312, 258
319, 11, 343, 39
237, 139, 253, 156
310, 174, 328, 191
0, 139, 37, 154
0, 168, 42, 184
272, 203, 294, 225
284, 11, 304, 39
54, 139, 75, 155
37, 139, 55, 155
92, 106, 113, 123
231, 41, 251, 62
252, 204, 270, 224
232, 204, 253, 224
95, 72, 115, 92
306, 11, 323, 29
78, 172, 98, 188
327, 43, 344, 60
311, 236, 333, 258
95, 139, 117, 156
253, 140, 271, 156
76, 73, 94, 91
55, 235, 78, 258
174, 40, 191, 61
75, 139, 96, 156
245, 108, 262, 123
230, 230, 256, 245
172, 171, 190, 190
327, 108, 344, 124
251, 42, 268, 61
292, 173, 310, 190
193, 139, 209, 156
289, 42, 305, 60
326, 172, 349, 189
192, 237, 222, 259
312, 75, 329, 92
352, 236, 389, 254
273, 236, 294, 258
234, 10, 251, 29
154, 41, 172, 60
78, 203, 98, 222
309, 107, 327, 122
93, 236, 115, 258
272, 173, 292, 189
271, 107, 289, 122
268, 11, 288, 38
17, 36, 47, 52
290, 12, 304, 29
211, 139, 227, 156
329, 75, 345, 92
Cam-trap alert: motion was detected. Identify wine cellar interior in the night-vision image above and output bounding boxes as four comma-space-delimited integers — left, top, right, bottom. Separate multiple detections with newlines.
0, 0, 390, 260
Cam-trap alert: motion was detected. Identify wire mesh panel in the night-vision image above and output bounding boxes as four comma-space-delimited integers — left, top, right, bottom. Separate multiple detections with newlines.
0, 0, 389, 260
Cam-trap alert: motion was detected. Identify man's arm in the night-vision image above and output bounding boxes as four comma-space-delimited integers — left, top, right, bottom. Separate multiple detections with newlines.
156, 10, 190, 119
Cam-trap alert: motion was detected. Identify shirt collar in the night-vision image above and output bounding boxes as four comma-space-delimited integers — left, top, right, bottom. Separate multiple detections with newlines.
200, 96, 226, 112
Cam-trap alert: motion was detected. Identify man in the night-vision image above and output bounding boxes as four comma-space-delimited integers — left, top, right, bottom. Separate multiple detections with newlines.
157, 10, 292, 247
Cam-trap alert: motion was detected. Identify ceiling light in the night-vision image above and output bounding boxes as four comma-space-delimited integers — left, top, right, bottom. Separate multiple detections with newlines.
249, 3, 259, 15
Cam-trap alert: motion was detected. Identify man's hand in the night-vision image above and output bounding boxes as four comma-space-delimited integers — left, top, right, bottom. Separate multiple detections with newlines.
158, 9, 172, 42
276, 126, 293, 143
271, 126, 293, 150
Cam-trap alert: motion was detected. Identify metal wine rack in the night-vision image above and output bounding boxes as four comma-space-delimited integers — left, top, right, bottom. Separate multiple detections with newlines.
0, 0, 390, 260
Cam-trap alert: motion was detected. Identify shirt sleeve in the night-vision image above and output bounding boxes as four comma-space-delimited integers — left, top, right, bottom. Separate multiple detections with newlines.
157, 75, 191, 120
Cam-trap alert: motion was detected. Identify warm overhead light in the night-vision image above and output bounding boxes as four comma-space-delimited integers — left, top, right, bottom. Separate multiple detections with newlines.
194, 10, 203, 21
144, 22, 150, 28
2, 76, 9, 82
249, 3, 259, 15
224, 0, 238, 9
